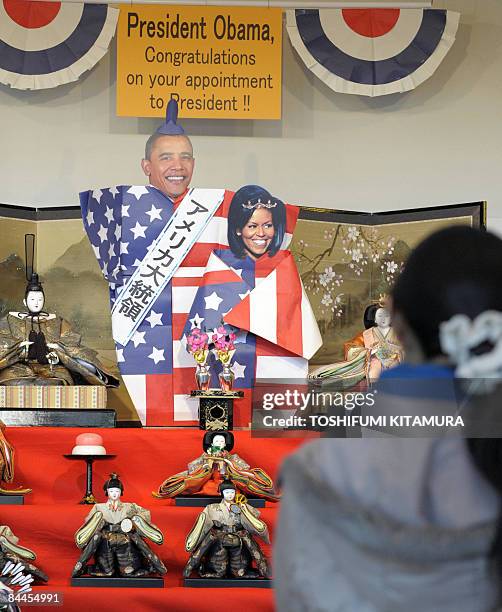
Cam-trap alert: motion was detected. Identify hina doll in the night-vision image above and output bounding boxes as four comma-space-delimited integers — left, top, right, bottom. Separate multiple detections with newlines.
153, 430, 279, 502
0, 525, 48, 583
183, 480, 270, 579
0, 235, 118, 387
0, 421, 31, 495
309, 301, 402, 386
72, 473, 166, 578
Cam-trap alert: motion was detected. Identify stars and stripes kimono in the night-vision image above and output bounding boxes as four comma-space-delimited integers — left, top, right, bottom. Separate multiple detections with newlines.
80, 184, 310, 426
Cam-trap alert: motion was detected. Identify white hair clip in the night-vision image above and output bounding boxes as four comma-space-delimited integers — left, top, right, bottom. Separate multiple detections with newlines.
439, 311, 502, 394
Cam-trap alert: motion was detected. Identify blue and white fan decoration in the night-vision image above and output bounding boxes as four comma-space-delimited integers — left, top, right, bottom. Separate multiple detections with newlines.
0, 0, 118, 90
286, 8, 460, 97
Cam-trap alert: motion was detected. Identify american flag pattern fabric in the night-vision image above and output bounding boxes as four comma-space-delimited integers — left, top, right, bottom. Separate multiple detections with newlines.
80, 185, 303, 426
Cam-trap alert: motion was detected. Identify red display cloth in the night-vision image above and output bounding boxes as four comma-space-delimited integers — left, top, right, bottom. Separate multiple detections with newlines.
1, 428, 306, 612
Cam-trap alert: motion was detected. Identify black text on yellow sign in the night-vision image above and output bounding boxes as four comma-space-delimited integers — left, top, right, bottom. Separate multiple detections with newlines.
117, 6, 283, 120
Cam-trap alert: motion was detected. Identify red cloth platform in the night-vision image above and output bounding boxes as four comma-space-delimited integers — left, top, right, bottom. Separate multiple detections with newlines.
1, 428, 306, 612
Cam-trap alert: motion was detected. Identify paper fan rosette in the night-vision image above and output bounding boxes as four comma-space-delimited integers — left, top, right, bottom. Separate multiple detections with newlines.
0, 0, 118, 90
286, 8, 460, 97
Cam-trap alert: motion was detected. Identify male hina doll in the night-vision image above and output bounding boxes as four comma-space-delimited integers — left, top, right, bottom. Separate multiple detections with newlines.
183, 480, 271, 579
72, 473, 166, 578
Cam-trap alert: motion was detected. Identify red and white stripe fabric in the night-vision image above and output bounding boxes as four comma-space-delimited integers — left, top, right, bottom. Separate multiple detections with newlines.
225, 252, 322, 360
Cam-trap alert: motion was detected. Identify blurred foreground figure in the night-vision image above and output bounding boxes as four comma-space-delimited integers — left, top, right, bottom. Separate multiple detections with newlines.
275, 227, 502, 612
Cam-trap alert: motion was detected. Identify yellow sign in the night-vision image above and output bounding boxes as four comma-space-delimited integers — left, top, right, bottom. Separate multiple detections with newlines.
117, 5, 282, 120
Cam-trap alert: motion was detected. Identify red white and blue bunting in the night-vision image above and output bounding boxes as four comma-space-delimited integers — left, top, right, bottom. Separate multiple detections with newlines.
286, 8, 460, 97
0, 0, 118, 90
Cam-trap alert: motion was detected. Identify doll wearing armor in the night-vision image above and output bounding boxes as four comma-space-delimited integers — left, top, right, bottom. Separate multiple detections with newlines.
154, 431, 279, 502
72, 473, 166, 578
0, 525, 48, 583
183, 480, 271, 579
0, 237, 118, 388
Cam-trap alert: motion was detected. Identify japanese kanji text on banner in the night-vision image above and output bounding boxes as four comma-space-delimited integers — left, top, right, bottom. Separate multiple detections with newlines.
116, 5, 282, 119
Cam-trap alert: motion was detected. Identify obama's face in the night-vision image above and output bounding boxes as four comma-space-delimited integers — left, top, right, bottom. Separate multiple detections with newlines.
141, 135, 195, 199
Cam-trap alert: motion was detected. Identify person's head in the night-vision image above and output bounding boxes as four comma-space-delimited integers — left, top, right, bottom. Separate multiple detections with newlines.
227, 185, 286, 259
24, 274, 45, 314
392, 226, 502, 362
363, 304, 391, 330
141, 133, 194, 199
219, 480, 236, 502
202, 430, 234, 452
103, 473, 124, 500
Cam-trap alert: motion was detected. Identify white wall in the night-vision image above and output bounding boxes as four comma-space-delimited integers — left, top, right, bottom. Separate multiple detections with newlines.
1, 0, 501, 228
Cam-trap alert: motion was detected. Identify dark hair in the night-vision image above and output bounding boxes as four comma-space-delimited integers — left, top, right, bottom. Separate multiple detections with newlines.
144, 132, 193, 160
202, 430, 234, 452
227, 185, 286, 259
103, 473, 124, 494
392, 226, 502, 359
363, 304, 382, 329
25, 273, 44, 300
219, 479, 236, 494
393, 226, 502, 579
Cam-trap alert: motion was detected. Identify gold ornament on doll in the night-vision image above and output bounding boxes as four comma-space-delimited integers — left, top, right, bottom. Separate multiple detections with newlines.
153, 430, 279, 502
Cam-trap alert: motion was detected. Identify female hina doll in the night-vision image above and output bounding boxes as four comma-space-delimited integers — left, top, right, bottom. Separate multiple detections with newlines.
183, 480, 271, 579
0, 235, 118, 387
72, 473, 166, 578
0, 421, 31, 495
0, 525, 48, 583
309, 301, 402, 387
153, 430, 279, 502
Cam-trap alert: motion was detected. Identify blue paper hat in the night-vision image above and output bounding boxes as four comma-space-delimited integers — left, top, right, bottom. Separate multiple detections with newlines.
156, 98, 185, 135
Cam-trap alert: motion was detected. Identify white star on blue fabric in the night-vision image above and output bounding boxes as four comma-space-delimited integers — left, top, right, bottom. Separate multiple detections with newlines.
127, 186, 149, 200
232, 361, 246, 379
116, 348, 125, 363
204, 292, 223, 311
97, 225, 108, 243
145, 310, 163, 328
92, 189, 103, 204
189, 313, 204, 329
148, 346, 165, 364
120, 242, 129, 255
108, 244, 116, 259
114, 225, 121, 242
86, 210, 94, 226
109, 186, 120, 197
104, 206, 114, 224
131, 331, 146, 348
146, 204, 162, 222
91, 244, 101, 259
130, 222, 147, 240
121, 204, 130, 218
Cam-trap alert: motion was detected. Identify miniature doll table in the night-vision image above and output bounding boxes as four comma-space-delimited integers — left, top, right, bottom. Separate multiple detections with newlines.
63, 454, 116, 504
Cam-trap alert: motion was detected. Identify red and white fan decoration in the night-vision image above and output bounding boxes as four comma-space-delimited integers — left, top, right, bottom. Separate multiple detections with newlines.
0, 0, 118, 90
287, 8, 460, 97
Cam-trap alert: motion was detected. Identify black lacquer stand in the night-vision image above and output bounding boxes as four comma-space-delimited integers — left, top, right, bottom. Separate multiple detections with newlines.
191, 390, 244, 430
63, 454, 116, 504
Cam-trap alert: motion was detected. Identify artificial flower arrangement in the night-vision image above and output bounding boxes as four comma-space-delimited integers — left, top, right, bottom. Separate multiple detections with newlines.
186, 324, 236, 391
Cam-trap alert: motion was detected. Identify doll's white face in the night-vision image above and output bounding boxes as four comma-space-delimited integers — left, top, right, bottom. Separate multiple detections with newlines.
24, 291, 45, 314
212, 435, 226, 449
107, 487, 122, 502
375, 307, 391, 328
222, 488, 236, 502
